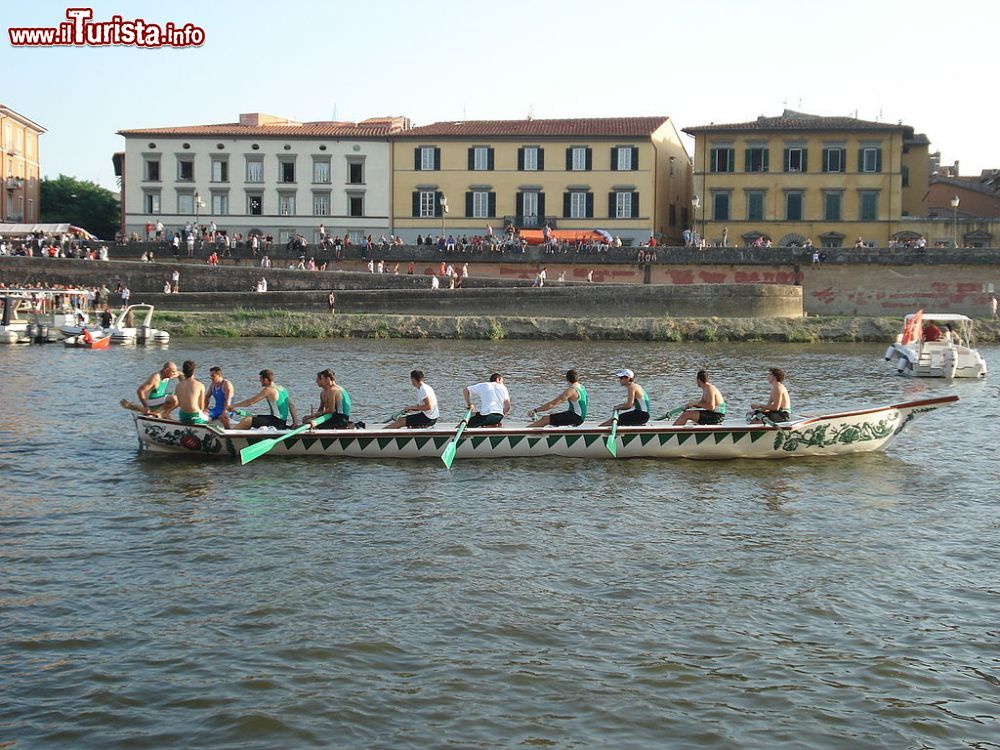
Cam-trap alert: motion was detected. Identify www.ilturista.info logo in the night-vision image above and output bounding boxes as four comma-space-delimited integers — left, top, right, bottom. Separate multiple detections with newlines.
9, 8, 205, 48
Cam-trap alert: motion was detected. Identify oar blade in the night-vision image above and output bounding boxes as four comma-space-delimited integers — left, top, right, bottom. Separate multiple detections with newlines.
605, 411, 619, 457
240, 438, 276, 465
441, 442, 457, 469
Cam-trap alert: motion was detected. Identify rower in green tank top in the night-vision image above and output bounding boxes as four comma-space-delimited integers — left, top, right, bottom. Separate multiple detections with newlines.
304, 369, 353, 429
529, 369, 587, 427
601, 368, 650, 427
231, 369, 300, 430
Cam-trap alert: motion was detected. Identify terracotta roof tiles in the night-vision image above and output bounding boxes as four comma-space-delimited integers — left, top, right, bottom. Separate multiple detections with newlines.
684, 110, 909, 135
399, 117, 671, 138
118, 118, 407, 138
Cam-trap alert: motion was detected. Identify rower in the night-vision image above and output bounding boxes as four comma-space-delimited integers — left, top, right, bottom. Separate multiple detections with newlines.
673, 370, 726, 426
303, 369, 352, 429
750, 367, 791, 423
388, 369, 439, 428
528, 369, 587, 427
125, 361, 179, 418
464, 373, 511, 428
600, 368, 649, 426
231, 369, 299, 430
175, 360, 208, 425
206, 365, 235, 429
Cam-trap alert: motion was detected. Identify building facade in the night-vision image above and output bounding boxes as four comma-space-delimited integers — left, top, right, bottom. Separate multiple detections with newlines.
390, 117, 691, 245
0, 104, 45, 223
683, 110, 930, 247
118, 113, 408, 243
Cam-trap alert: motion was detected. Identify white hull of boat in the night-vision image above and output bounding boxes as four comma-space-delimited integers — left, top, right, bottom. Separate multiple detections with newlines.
133, 396, 958, 461
884, 342, 987, 378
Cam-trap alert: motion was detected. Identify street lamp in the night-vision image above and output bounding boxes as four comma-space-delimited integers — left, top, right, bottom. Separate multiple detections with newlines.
439, 194, 449, 238
691, 195, 701, 246
194, 190, 206, 228
950, 195, 960, 248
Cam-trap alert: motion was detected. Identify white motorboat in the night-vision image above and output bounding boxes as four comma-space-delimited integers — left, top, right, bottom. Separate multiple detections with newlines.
60, 303, 170, 344
884, 311, 987, 378
1, 293, 64, 344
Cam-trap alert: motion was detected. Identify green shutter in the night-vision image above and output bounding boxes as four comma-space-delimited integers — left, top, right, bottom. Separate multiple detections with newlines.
517, 148, 524, 170
516, 191, 523, 218
412, 191, 420, 217
563, 192, 571, 217
468, 148, 475, 170
537, 148, 545, 170
801, 149, 808, 173
488, 192, 496, 217
434, 147, 441, 170
585, 148, 592, 170
487, 148, 495, 171
876, 148, 882, 173
858, 148, 865, 172
537, 192, 545, 218
632, 146, 639, 170
465, 192, 473, 217
414, 147, 421, 171
608, 192, 616, 218
565, 148, 573, 171
632, 192, 639, 218
611, 147, 618, 170
586, 192, 594, 218
435, 191, 443, 217
744, 149, 752, 172
783, 148, 790, 172
762, 149, 769, 172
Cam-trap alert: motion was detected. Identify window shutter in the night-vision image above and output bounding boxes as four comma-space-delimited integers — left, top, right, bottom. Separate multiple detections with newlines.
487, 148, 494, 171
537, 192, 545, 219
611, 148, 619, 171
858, 148, 865, 172
783, 148, 790, 172
434, 148, 441, 170
608, 192, 617, 218
632, 192, 640, 218
563, 192, 571, 218
468, 148, 475, 170
537, 148, 544, 171
586, 192, 594, 218
801, 149, 808, 173
876, 148, 883, 173
414, 148, 421, 171
566, 148, 573, 171
517, 148, 524, 171
412, 191, 420, 217
585, 148, 592, 171
632, 147, 639, 170
435, 191, 443, 217
516, 191, 524, 218
488, 192, 496, 217
822, 147, 829, 172
465, 192, 473, 218
762, 149, 769, 172
745, 149, 752, 172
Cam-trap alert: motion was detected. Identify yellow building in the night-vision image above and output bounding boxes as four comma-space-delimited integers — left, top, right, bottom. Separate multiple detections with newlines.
683, 110, 930, 248
390, 117, 691, 245
0, 104, 46, 223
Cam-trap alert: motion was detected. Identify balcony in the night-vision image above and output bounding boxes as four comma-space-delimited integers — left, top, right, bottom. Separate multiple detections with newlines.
505, 215, 557, 229
5, 177, 23, 190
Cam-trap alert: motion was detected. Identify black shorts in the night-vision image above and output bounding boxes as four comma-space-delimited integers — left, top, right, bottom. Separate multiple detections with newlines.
549, 411, 584, 427
468, 412, 503, 428
763, 410, 790, 423
697, 410, 725, 425
405, 412, 437, 428
616, 410, 649, 426
315, 413, 350, 429
251, 415, 288, 430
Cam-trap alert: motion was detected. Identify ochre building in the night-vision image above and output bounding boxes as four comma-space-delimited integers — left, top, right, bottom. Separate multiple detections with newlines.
0, 104, 45, 223
683, 110, 929, 248
390, 117, 691, 245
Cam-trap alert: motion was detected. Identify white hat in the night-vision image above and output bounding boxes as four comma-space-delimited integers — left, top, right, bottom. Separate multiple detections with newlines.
615, 368, 635, 379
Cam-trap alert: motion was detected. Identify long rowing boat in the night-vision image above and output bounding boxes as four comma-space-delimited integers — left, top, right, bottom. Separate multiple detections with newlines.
132, 395, 957, 461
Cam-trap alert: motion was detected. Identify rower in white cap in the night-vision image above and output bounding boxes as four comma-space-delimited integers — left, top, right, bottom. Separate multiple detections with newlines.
600, 368, 650, 426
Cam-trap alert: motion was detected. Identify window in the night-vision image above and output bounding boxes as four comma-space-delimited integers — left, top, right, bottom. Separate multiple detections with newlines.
419, 190, 437, 217
144, 159, 160, 181
211, 159, 228, 182
568, 147, 590, 171
278, 193, 296, 216
348, 161, 363, 184
712, 192, 730, 221
313, 193, 330, 216
823, 192, 842, 221
211, 193, 228, 214
784, 147, 807, 172
744, 147, 769, 172
248, 194, 262, 215
902, 165, 910, 187
279, 161, 295, 183
470, 146, 492, 171
178, 193, 194, 214
313, 160, 330, 183
785, 192, 803, 221
417, 147, 438, 171
15, 129, 23, 153
612, 191, 638, 218
614, 146, 637, 171
859, 191, 878, 220
349, 195, 364, 217
860, 147, 882, 173
144, 193, 160, 213
569, 192, 589, 218
246, 159, 263, 183
471, 191, 490, 218
746, 191, 765, 221
710, 147, 735, 173
522, 191, 539, 223
823, 147, 845, 173
26, 134, 32, 157
521, 147, 539, 171
178, 159, 194, 181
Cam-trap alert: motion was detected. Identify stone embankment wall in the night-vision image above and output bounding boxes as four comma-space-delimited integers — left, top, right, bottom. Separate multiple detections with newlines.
135, 283, 804, 319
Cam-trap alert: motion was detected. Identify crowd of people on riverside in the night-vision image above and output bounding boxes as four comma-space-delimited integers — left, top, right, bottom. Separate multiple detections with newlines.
1, 235, 110, 260
0, 279, 133, 311
126, 362, 793, 432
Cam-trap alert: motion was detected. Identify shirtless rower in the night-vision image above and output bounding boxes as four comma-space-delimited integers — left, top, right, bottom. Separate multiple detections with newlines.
174, 360, 208, 425
388, 370, 439, 429
206, 366, 235, 428
673, 370, 726, 425
750, 367, 791, 423
231, 369, 299, 430
122, 361, 179, 418
528, 369, 587, 427
302, 369, 352, 429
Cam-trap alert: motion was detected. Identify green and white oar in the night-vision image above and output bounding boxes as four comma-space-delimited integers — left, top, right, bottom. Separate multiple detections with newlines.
605, 409, 620, 457
658, 404, 686, 421
441, 408, 473, 469
240, 413, 331, 465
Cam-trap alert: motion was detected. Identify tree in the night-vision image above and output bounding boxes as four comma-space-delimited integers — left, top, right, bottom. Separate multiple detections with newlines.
40, 174, 120, 240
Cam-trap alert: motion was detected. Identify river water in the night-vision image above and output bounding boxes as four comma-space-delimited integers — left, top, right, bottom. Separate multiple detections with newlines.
1, 338, 997, 749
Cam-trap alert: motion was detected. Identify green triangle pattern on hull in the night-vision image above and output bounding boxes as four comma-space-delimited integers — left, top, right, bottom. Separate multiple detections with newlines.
713, 432, 729, 444
300, 437, 317, 451
583, 434, 600, 447
695, 432, 711, 444
489, 436, 506, 449
414, 436, 431, 450
749, 431, 766, 443
320, 437, 337, 450
676, 433, 692, 445
546, 435, 562, 448
507, 435, 525, 449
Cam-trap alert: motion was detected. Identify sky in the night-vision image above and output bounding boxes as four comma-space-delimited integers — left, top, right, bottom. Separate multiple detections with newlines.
2, 0, 997, 191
